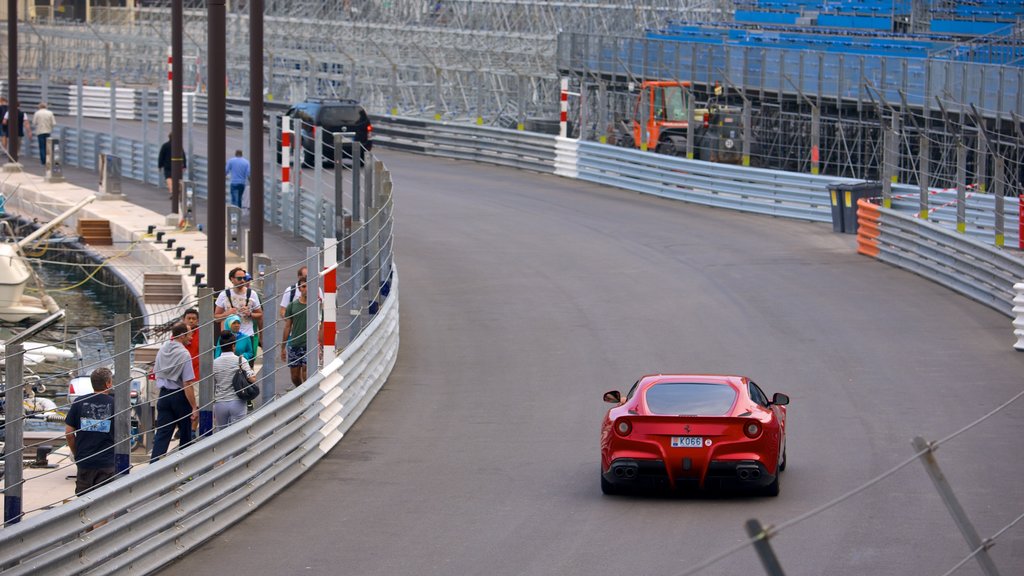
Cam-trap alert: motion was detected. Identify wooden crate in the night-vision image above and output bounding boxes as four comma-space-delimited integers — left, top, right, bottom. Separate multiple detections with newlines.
77, 218, 113, 246
143, 273, 183, 305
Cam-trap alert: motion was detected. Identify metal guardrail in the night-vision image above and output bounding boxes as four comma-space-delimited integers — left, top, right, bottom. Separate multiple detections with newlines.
570, 140, 844, 223
0, 271, 399, 574
890, 183, 1023, 248
857, 199, 1024, 317
372, 116, 559, 175
1, 109, 400, 573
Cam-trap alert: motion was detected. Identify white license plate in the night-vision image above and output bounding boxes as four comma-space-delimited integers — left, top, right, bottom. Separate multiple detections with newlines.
671, 436, 704, 448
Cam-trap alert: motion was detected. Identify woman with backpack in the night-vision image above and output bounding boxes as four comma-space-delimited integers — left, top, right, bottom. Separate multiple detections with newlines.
212, 330, 256, 431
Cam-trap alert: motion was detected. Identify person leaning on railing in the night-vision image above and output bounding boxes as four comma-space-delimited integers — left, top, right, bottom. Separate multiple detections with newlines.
64, 367, 121, 496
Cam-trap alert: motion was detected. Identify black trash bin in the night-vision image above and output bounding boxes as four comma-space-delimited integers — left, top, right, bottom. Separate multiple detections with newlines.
841, 181, 882, 234
827, 183, 846, 233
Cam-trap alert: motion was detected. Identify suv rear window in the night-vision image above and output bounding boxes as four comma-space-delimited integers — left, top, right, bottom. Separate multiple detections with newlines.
644, 383, 736, 415
320, 106, 363, 127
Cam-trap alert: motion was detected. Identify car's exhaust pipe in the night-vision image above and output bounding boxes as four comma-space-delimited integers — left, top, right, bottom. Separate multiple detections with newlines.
736, 464, 760, 481
612, 463, 638, 479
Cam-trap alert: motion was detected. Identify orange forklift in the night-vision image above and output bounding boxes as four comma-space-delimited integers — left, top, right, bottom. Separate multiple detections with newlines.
618, 80, 750, 165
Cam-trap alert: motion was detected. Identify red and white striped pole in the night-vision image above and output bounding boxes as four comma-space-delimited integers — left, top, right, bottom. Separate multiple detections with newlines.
281, 115, 293, 199
559, 78, 568, 138
321, 239, 339, 365
166, 46, 173, 95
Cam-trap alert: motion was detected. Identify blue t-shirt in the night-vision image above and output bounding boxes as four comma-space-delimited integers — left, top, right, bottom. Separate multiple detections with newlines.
65, 393, 116, 469
226, 156, 251, 185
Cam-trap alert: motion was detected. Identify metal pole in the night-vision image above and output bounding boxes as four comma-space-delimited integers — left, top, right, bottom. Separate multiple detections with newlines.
76, 73, 84, 168
993, 157, 1004, 248
956, 142, 967, 234
209, 0, 227, 290
252, 254, 276, 403
684, 83, 694, 160
742, 99, 752, 168
305, 246, 321, 373
142, 89, 150, 185
114, 313, 132, 474
6, 0, 20, 165
250, 0, 265, 258
3, 343, 24, 525
911, 437, 1001, 576
882, 126, 893, 208
109, 79, 116, 155
350, 142, 364, 336
918, 135, 929, 220
811, 106, 820, 175
745, 518, 786, 576
172, 0, 185, 215
198, 287, 215, 436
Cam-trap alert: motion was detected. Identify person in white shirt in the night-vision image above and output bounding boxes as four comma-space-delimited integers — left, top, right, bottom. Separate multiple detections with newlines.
32, 103, 56, 166
214, 267, 263, 348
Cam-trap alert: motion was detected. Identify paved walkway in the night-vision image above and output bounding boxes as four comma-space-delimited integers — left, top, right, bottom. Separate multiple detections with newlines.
3, 156, 312, 519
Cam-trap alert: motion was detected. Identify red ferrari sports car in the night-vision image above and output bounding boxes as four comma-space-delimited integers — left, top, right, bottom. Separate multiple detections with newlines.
601, 374, 789, 496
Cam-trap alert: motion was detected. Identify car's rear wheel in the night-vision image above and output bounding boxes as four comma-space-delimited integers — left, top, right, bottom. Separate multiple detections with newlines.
600, 472, 621, 496
760, 473, 780, 497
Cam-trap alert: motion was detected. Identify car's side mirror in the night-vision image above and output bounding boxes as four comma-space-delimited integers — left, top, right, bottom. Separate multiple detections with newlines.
771, 392, 790, 406
603, 390, 622, 404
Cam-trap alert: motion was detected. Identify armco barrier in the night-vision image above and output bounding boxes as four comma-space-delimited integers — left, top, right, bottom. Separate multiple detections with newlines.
0, 271, 399, 574
572, 141, 845, 223
857, 198, 1024, 317
372, 116, 559, 175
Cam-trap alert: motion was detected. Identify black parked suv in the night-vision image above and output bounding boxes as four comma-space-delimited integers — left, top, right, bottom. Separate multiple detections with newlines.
277, 99, 373, 167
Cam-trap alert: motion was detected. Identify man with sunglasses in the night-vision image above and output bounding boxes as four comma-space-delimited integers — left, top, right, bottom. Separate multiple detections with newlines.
214, 267, 263, 351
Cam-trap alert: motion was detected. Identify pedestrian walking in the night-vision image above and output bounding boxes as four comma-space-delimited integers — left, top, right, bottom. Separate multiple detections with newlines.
225, 149, 250, 208
212, 330, 256, 431
279, 266, 308, 318
216, 313, 257, 362
32, 102, 56, 166
182, 307, 200, 380
281, 278, 311, 389
64, 367, 120, 496
214, 267, 263, 351
2, 106, 31, 157
150, 323, 198, 463
0, 97, 8, 151
157, 133, 186, 197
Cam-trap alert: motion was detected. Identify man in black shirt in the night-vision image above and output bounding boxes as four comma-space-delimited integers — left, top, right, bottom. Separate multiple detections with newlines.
64, 367, 118, 496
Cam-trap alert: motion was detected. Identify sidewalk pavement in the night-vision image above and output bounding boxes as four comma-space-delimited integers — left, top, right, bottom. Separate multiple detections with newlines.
4, 157, 312, 519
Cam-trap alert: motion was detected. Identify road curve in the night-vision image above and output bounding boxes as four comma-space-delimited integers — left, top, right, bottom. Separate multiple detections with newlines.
166, 150, 1024, 576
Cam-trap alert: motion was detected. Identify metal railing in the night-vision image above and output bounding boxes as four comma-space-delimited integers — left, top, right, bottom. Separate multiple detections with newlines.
0, 276, 399, 574
857, 199, 1024, 317
1, 111, 400, 574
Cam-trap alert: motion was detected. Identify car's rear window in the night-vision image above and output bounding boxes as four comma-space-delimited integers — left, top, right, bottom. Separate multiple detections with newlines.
644, 383, 736, 415
320, 106, 363, 126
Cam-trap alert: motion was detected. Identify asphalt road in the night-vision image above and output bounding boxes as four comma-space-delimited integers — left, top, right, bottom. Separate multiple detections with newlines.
136, 145, 1023, 576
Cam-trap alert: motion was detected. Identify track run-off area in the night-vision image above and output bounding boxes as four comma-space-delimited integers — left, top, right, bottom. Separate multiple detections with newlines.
129, 138, 1024, 575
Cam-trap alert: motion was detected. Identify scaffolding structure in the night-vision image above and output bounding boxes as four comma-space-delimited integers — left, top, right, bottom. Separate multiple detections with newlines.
3, 1, 728, 122
3, 1, 1021, 195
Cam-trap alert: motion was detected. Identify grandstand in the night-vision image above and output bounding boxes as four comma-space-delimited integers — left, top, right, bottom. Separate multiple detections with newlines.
732, 0, 1022, 37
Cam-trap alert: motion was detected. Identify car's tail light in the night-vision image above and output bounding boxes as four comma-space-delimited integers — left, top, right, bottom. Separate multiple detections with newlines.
615, 419, 632, 437
744, 421, 762, 438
